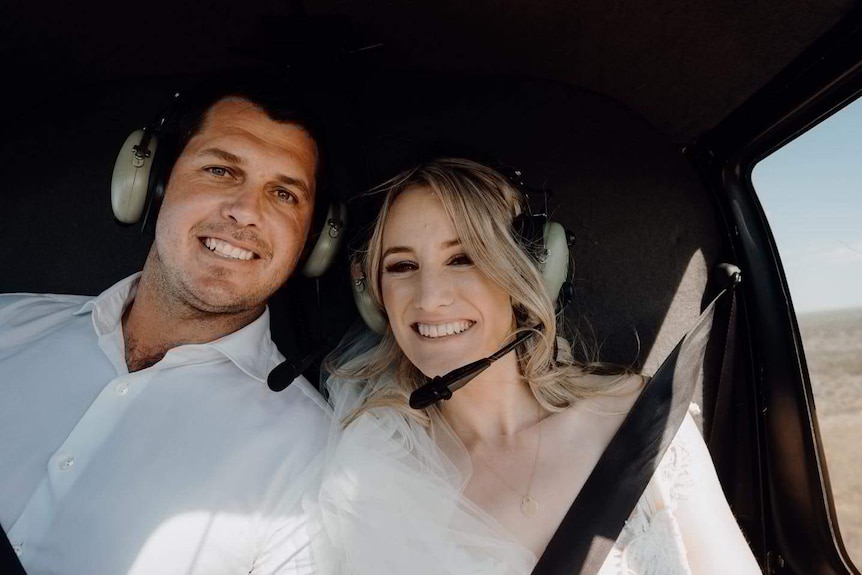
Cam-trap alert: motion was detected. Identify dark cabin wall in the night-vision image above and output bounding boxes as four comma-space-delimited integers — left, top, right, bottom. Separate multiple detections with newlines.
1, 81, 168, 297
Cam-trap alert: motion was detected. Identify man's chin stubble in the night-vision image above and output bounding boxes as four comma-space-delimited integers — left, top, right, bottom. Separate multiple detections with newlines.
148, 252, 268, 317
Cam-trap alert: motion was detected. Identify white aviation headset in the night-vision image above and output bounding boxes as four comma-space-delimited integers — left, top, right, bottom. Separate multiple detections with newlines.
110, 90, 347, 279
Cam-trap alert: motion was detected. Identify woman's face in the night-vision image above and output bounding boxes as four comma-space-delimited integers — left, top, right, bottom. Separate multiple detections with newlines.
379, 186, 515, 378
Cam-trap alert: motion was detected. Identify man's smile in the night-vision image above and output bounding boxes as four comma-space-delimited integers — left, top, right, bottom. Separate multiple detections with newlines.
201, 237, 259, 261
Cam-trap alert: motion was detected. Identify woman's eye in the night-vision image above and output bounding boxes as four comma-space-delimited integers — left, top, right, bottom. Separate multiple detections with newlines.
448, 254, 474, 266
275, 189, 298, 204
384, 261, 418, 274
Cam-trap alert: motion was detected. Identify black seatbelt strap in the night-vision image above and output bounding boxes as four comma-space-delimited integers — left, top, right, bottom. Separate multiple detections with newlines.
532, 265, 741, 575
706, 265, 741, 466
0, 523, 26, 575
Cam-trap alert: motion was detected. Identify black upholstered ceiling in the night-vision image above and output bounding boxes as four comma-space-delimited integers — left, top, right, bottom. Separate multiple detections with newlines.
1, 0, 854, 142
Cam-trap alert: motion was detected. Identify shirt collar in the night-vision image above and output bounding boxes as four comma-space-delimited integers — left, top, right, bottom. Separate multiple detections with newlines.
208, 307, 281, 383
73, 273, 140, 331
73, 273, 281, 383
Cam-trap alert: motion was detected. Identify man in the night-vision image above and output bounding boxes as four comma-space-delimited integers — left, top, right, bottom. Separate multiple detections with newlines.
0, 77, 331, 574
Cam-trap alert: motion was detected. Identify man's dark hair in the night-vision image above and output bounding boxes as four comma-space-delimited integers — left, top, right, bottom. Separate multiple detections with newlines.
163, 71, 325, 183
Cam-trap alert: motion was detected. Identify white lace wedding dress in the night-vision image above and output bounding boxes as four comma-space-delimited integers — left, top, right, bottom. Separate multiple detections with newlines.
307, 361, 695, 575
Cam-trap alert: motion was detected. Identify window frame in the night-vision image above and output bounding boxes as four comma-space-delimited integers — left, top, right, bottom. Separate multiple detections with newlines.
687, 9, 862, 575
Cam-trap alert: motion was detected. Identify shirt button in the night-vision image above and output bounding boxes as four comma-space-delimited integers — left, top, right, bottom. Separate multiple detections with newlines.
12, 544, 23, 555
59, 456, 75, 471
115, 382, 130, 396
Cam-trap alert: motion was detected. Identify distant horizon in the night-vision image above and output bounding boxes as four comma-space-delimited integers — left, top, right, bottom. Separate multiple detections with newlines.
798, 304, 862, 317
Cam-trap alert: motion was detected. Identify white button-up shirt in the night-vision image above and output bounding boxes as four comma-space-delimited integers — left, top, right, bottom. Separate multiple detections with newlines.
0, 274, 331, 574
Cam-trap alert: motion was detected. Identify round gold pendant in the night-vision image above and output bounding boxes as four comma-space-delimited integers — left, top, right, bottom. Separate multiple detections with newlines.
521, 495, 539, 517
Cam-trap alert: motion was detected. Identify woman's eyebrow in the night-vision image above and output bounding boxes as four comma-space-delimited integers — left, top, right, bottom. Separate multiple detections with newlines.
380, 239, 461, 260
382, 246, 412, 259
382, 239, 461, 259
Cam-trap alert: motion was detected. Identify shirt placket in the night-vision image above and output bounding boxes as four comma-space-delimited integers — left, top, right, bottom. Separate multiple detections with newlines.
8, 367, 155, 561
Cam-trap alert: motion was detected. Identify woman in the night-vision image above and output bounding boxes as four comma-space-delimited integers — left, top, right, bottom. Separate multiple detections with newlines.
310, 158, 761, 574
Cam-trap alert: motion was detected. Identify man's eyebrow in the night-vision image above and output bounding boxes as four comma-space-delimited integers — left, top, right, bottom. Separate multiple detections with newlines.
199, 147, 312, 197
199, 147, 243, 165
274, 174, 312, 197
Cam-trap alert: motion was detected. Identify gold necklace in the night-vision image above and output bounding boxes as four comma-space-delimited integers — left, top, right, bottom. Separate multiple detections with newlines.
471, 410, 544, 518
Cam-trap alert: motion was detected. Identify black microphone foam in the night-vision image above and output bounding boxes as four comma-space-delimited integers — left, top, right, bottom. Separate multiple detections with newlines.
267, 359, 301, 392
267, 337, 338, 392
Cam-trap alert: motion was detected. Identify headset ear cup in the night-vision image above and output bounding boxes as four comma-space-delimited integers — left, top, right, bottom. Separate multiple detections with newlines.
302, 203, 347, 278
540, 221, 570, 304
350, 262, 388, 334
111, 130, 157, 224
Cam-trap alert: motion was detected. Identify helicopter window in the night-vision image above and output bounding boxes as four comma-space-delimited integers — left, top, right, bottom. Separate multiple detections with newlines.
752, 95, 862, 568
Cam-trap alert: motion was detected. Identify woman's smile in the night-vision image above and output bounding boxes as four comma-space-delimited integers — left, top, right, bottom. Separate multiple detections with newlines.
413, 320, 475, 338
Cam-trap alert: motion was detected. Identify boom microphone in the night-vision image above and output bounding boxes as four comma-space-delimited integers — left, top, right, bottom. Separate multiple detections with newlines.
268, 339, 335, 392
409, 329, 537, 409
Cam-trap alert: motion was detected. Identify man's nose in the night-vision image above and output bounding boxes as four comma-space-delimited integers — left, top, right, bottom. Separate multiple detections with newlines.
220, 184, 263, 227
415, 269, 455, 310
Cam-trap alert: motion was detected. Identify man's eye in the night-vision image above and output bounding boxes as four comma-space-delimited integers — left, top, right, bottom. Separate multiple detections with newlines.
275, 189, 298, 204
205, 166, 230, 177
384, 261, 418, 274
448, 254, 474, 266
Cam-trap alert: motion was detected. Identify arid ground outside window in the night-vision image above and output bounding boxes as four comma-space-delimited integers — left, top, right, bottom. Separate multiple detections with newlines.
752, 97, 862, 567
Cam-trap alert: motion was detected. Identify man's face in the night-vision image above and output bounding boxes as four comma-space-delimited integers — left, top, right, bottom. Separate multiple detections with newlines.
150, 98, 317, 314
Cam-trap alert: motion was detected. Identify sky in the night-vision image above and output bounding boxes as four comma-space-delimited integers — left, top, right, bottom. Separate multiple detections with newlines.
751, 96, 862, 314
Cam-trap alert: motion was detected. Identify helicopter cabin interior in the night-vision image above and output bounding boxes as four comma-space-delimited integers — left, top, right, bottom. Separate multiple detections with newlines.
2, 1, 862, 574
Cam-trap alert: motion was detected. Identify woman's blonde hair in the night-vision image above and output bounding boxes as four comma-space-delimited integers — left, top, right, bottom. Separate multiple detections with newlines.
329, 158, 631, 425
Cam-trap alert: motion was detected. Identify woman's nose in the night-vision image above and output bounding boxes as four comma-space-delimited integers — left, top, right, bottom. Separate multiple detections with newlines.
415, 269, 455, 310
